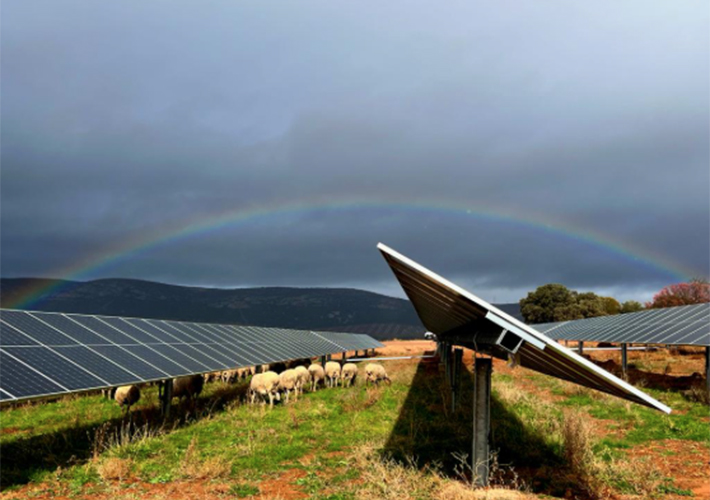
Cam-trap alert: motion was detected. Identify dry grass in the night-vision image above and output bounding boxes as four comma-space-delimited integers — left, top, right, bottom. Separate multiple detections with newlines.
435, 483, 537, 500
561, 410, 665, 499
179, 437, 231, 480
352, 443, 441, 500
96, 457, 134, 481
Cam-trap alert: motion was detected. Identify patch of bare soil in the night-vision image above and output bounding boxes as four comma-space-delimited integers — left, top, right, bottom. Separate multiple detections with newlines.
258, 469, 307, 499
631, 440, 710, 499
378, 340, 436, 357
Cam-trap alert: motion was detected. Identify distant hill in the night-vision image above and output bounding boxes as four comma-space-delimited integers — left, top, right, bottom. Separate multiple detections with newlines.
0, 278, 521, 340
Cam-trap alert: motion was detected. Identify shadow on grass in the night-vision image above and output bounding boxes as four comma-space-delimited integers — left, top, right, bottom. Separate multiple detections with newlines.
0, 382, 248, 490
381, 357, 587, 497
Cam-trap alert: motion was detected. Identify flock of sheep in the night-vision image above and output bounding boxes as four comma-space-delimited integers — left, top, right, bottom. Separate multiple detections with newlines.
112, 358, 390, 411
248, 361, 390, 408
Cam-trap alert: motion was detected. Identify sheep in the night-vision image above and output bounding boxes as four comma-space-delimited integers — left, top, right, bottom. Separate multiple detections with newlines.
325, 361, 342, 388
308, 364, 325, 391
172, 374, 204, 402
114, 385, 140, 412
249, 371, 281, 407
365, 363, 391, 386
220, 369, 239, 384
278, 369, 300, 403
341, 363, 359, 387
293, 365, 311, 394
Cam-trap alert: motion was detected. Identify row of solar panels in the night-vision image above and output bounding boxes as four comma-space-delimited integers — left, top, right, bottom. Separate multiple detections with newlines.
0, 309, 383, 402
533, 303, 710, 347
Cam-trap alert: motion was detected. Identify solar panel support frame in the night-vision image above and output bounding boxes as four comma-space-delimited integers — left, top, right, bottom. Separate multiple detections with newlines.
473, 357, 492, 487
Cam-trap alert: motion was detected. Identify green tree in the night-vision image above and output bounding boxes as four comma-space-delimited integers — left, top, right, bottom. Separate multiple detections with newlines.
520, 284, 578, 323
576, 292, 608, 318
620, 300, 643, 314
601, 296, 621, 315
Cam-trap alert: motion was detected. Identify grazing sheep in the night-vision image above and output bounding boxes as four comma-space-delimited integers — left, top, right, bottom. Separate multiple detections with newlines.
365, 363, 391, 385
114, 385, 140, 411
249, 371, 281, 407
308, 364, 325, 391
293, 365, 311, 394
220, 369, 240, 384
341, 363, 359, 387
325, 361, 342, 388
172, 375, 204, 402
279, 369, 300, 403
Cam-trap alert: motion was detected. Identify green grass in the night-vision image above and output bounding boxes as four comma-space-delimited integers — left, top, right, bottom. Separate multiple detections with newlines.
1, 359, 707, 499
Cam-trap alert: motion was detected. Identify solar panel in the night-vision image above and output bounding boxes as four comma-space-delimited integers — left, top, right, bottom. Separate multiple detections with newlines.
0, 309, 382, 403
377, 243, 670, 413
534, 303, 710, 346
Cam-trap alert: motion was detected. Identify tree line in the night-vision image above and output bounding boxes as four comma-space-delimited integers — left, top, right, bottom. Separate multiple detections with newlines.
520, 279, 710, 324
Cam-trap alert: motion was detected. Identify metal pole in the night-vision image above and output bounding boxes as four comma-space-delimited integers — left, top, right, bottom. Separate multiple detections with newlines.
452, 348, 463, 412
705, 346, 709, 394
320, 355, 327, 367
159, 379, 173, 418
578, 341, 584, 355
473, 357, 492, 487
621, 343, 628, 379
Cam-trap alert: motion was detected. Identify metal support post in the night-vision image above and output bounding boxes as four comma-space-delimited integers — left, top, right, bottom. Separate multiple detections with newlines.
473, 357, 492, 487
621, 343, 628, 379
578, 341, 584, 355
706, 346, 710, 394
452, 348, 463, 412
320, 355, 327, 367
159, 379, 173, 418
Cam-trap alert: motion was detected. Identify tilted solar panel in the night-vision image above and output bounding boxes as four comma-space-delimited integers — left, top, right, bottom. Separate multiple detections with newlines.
0, 309, 382, 403
534, 303, 710, 346
377, 243, 670, 413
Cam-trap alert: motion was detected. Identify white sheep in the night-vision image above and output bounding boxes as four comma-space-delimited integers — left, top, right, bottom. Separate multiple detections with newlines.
341, 363, 359, 387
365, 363, 391, 385
279, 369, 299, 403
293, 365, 311, 395
249, 371, 281, 407
325, 361, 342, 388
308, 364, 325, 391
114, 385, 140, 412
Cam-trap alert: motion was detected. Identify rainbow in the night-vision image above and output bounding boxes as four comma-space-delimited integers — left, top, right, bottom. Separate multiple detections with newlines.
5, 197, 694, 309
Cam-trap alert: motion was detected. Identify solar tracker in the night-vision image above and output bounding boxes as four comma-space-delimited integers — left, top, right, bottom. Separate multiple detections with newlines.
377, 243, 670, 413
0, 309, 383, 403
533, 303, 710, 346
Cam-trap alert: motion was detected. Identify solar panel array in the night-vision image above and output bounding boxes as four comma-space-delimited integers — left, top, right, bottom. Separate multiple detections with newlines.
534, 303, 710, 347
0, 309, 384, 403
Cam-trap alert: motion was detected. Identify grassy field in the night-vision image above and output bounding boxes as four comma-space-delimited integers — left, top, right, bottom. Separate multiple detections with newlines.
1, 346, 708, 500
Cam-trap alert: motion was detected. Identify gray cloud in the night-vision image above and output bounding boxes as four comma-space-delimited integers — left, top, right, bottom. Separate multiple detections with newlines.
2, 0, 708, 303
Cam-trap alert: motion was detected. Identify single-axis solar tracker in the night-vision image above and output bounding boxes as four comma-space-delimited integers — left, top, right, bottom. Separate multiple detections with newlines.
0, 309, 383, 403
376, 243, 670, 414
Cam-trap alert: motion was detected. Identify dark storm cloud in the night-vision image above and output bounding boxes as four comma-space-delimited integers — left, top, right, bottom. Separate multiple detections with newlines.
1, 0, 708, 303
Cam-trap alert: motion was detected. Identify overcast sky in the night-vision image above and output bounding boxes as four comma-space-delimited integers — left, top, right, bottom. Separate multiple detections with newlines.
2, 0, 708, 303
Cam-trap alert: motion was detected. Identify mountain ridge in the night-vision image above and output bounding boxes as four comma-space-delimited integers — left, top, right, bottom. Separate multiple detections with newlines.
0, 277, 522, 340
